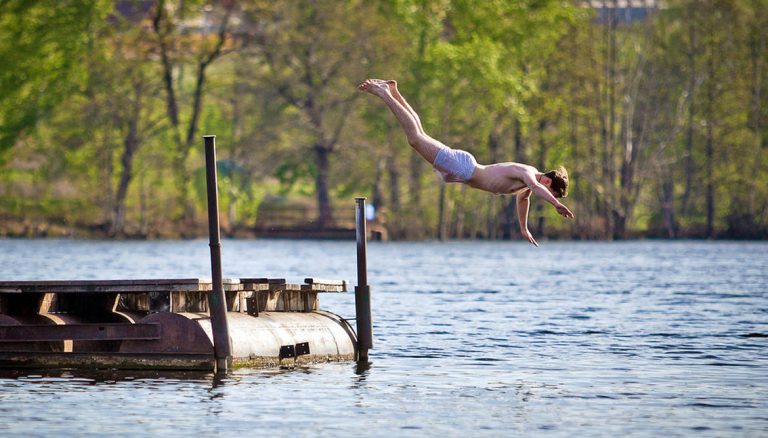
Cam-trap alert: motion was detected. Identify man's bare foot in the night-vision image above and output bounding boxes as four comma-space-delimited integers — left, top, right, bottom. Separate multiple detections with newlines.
385, 80, 399, 95
386, 79, 408, 104
357, 79, 391, 97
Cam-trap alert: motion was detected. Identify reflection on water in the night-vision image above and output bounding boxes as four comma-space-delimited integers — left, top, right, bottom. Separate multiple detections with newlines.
0, 239, 766, 436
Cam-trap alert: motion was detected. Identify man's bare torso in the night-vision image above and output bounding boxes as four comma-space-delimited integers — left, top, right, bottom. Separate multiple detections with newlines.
467, 162, 536, 195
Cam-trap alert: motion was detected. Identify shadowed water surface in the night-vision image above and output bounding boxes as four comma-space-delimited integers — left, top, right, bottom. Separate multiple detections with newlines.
0, 239, 766, 437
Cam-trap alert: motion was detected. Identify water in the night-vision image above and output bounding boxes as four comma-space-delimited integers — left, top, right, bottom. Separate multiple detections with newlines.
0, 239, 766, 437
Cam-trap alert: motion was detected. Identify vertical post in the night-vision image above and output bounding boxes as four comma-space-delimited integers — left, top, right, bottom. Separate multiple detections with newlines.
203, 135, 232, 371
354, 197, 373, 361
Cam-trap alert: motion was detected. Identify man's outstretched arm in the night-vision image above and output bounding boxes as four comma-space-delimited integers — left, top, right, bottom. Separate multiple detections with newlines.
516, 189, 538, 246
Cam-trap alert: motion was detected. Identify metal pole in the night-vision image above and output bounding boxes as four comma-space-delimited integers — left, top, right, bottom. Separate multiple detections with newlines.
203, 135, 232, 371
354, 197, 373, 361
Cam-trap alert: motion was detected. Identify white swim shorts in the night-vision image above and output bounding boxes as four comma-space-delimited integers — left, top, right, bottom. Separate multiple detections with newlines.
432, 143, 478, 183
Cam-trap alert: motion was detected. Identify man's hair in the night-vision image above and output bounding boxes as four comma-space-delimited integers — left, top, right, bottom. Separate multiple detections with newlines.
544, 166, 569, 198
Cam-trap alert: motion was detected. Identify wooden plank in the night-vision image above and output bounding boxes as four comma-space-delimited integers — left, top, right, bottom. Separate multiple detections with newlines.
240, 283, 269, 292
225, 290, 248, 312
171, 291, 208, 313
301, 283, 347, 292
0, 279, 208, 294
243, 289, 319, 313
303, 291, 318, 311
304, 278, 346, 286
239, 278, 270, 284
269, 283, 302, 292
0, 278, 241, 294
302, 278, 347, 292
239, 278, 286, 284
116, 293, 151, 312
0, 323, 160, 342
264, 291, 281, 311
0, 278, 206, 288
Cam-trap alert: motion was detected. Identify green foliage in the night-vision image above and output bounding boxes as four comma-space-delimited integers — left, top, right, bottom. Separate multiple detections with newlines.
0, 0, 110, 158
0, 0, 766, 239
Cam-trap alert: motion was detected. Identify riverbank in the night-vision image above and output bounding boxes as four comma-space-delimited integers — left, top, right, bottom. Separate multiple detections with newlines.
1, 217, 765, 241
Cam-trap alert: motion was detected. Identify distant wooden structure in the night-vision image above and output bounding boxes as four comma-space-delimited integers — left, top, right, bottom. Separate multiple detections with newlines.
253, 200, 388, 240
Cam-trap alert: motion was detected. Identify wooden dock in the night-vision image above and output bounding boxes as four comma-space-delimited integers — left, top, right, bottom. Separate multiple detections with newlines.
0, 278, 355, 370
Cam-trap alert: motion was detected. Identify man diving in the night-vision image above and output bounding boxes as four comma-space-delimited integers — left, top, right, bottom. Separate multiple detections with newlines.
358, 78, 573, 246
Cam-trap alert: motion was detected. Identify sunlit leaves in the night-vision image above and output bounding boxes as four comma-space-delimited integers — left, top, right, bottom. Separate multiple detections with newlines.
0, 0, 110, 156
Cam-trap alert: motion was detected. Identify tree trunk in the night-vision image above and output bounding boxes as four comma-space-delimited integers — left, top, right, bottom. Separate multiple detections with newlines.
682, 12, 697, 214
387, 152, 400, 207
487, 130, 501, 239
372, 157, 385, 213
314, 145, 332, 228
153, 0, 180, 131
705, 102, 715, 239
611, 211, 626, 240
110, 85, 143, 237
437, 183, 447, 240
615, 69, 638, 241
607, 3, 618, 178
407, 153, 423, 237
513, 118, 525, 162
228, 95, 241, 231
406, 2, 430, 238
748, 20, 765, 148
705, 38, 716, 239
111, 134, 139, 237
536, 120, 548, 238
455, 186, 466, 238
596, 9, 617, 239
503, 197, 516, 240
569, 106, 583, 239
662, 173, 677, 238
386, 149, 402, 237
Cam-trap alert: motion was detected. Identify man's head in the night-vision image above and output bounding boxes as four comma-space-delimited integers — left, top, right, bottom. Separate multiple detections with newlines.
542, 166, 569, 198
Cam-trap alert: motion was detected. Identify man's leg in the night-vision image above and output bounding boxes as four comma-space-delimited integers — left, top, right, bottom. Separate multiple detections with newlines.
386, 80, 424, 135
358, 79, 443, 163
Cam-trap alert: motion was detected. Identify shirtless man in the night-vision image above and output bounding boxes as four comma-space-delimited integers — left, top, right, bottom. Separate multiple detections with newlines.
357, 78, 574, 246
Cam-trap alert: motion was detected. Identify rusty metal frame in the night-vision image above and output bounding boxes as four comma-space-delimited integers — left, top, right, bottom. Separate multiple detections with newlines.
0, 323, 160, 342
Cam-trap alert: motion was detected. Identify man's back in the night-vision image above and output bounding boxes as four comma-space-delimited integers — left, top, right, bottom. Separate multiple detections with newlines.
468, 162, 535, 195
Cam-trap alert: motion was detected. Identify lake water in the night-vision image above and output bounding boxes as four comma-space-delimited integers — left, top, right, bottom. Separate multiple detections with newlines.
0, 239, 766, 437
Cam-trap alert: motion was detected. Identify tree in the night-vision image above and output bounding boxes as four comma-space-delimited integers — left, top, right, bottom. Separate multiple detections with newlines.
243, 0, 402, 227
151, 0, 235, 224
101, 18, 166, 237
0, 0, 109, 158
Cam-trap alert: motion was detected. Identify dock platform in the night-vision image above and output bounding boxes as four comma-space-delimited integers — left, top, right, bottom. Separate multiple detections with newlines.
0, 278, 357, 370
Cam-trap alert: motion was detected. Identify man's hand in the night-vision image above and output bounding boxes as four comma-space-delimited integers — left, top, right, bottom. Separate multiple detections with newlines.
556, 203, 574, 218
522, 229, 539, 247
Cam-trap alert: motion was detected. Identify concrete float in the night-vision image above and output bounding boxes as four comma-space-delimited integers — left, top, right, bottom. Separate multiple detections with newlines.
0, 136, 373, 371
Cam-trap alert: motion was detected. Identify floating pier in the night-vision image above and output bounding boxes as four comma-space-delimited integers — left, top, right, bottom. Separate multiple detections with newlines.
0, 135, 373, 371
0, 277, 356, 370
